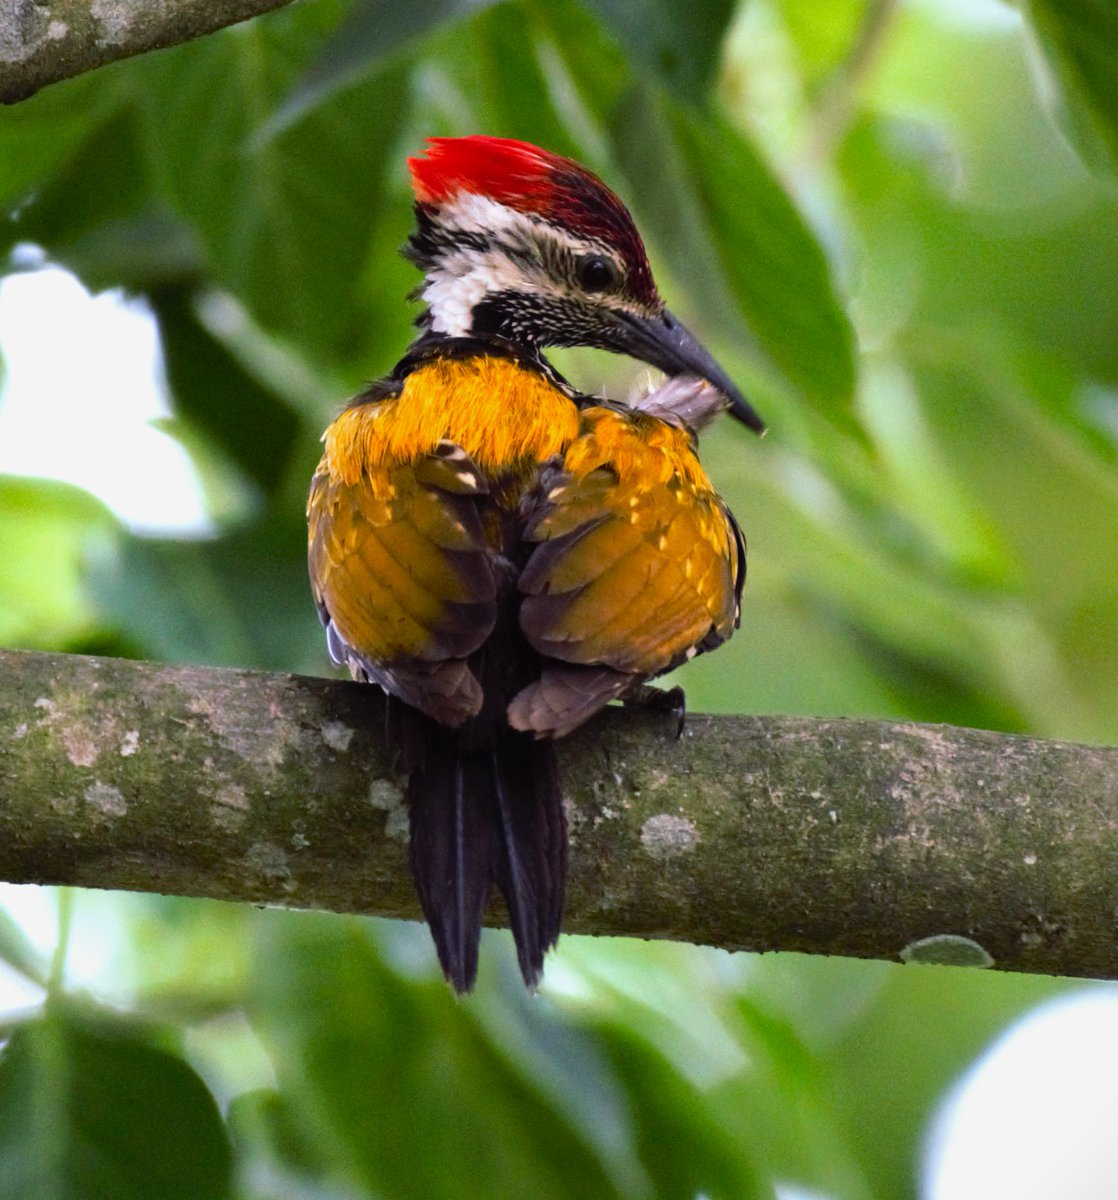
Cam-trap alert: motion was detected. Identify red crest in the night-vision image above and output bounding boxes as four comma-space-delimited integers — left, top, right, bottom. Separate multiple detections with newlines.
407, 136, 658, 303
408, 137, 567, 211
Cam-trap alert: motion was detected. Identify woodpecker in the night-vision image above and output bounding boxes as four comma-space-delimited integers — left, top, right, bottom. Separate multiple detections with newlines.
307, 136, 762, 992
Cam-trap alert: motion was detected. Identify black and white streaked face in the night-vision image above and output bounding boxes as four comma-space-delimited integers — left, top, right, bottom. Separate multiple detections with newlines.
406, 191, 654, 347
405, 190, 766, 432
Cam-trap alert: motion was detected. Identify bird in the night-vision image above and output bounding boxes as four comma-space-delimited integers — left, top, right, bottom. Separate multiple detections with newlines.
307, 136, 762, 992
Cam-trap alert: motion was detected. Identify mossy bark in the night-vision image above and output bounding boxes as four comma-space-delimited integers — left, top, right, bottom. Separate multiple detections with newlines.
2, 648, 1118, 978
0, 0, 295, 103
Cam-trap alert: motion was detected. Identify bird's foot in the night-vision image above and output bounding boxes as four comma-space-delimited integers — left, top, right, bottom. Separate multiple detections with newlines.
623, 684, 686, 738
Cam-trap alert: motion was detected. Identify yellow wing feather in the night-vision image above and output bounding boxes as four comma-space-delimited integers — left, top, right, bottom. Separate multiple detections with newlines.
309, 356, 741, 734
310, 355, 581, 667
308, 460, 496, 664
519, 405, 743, 677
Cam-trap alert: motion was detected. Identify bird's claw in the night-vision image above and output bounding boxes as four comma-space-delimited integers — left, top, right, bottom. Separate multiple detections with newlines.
624, 684, 686, 738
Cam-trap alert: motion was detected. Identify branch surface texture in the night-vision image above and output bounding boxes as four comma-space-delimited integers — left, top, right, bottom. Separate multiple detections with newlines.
2, 648, 1117, 979
0, 0, 294, 102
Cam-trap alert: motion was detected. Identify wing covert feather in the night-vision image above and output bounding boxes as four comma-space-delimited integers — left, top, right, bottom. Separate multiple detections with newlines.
519, 406, 743, 678
308, 444, 498, 674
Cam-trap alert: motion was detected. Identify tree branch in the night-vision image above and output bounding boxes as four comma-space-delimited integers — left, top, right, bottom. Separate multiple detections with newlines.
2, 647, 1117, 979
0, 0, 295, 103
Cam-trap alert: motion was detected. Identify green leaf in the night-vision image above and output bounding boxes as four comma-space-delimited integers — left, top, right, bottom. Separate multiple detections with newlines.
1026, 0, 1118, 170
693, 421, 1045, 730
226, 1088, 334, 1185
582, 0, 736, 104
712, 997, 873, 1200
10, 110, 148, 256
278, 0, 498, 127
89, 517, 321, 673
248, 913, 633, 1200
420, 3, 585, 157
0, 74, 109, 217
532, 0, 632, 128
8, 104, 202, 293
668, 103, 857, 415
903, 330, 1118, 742
589, 1018, 772, 1200
609, 89, 857, 419
134, 10, 411, 366
149, 288, 304, 499
0, 477, 117, 649
0, 1008, 232, 1200
608, 88, 737, 317
116, 895, 253, 1024
777, 0, 873, 92
47, 212, 203, 296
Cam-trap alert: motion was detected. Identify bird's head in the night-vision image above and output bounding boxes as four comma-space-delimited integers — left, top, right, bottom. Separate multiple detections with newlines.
405, 136, 764, 433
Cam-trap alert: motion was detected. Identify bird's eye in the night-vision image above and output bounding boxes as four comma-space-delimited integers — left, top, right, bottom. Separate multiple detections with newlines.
576, 253, 622, 294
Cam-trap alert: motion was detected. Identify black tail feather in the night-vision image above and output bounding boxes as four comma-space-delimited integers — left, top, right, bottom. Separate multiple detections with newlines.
489, 732, 565, 989
405, 716, 565, 992
407, 738, 495, 992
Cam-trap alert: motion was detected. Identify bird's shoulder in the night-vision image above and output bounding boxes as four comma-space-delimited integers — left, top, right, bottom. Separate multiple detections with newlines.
318, 337, 584, 485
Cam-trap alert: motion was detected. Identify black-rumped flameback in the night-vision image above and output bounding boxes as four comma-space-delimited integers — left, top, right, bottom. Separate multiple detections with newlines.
308, 137, 761, 991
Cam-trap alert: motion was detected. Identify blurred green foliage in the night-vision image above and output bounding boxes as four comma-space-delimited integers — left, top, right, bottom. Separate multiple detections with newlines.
1, 0, 1116, 1196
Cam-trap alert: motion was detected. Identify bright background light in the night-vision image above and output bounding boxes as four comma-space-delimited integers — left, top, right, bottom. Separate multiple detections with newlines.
926, 989, 1118, 1198
0, 265, 208, 535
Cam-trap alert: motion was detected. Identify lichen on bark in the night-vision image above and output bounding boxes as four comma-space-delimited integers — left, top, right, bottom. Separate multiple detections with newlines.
0, 0, 296, 102
3, 648, 1118, 979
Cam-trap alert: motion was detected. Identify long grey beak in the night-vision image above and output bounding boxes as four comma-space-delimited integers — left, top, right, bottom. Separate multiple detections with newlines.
612, 308, 765, 434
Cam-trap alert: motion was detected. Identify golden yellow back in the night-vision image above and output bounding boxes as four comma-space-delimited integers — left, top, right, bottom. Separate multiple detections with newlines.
320, 355, 581, 487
